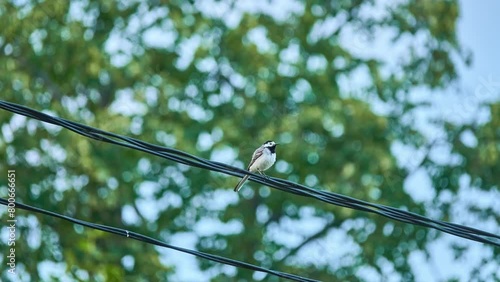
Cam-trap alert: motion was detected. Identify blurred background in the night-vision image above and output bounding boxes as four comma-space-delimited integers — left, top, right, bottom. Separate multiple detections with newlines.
0, 0, 499, 281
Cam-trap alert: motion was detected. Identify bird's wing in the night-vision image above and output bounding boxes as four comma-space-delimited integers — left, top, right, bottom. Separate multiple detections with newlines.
247, 147, 264, 170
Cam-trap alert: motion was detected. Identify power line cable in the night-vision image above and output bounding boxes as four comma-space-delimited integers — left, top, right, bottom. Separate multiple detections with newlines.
0, 198, 318, 282
1, 100, 499, 247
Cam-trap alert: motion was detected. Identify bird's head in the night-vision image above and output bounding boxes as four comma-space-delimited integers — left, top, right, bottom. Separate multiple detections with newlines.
263, 140, 278, 148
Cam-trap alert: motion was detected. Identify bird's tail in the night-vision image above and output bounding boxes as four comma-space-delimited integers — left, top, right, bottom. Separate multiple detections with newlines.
234, 174, 250, 192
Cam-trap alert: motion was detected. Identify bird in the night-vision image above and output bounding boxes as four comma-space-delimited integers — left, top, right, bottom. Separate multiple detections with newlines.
234, 140, 278, 192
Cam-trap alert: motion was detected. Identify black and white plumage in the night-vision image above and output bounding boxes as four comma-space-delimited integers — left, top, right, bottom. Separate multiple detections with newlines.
234, 140, 278, 192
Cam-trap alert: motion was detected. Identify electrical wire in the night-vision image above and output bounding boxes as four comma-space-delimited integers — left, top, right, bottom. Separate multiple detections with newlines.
0, 199, 318, 282
1, 99, 499, 248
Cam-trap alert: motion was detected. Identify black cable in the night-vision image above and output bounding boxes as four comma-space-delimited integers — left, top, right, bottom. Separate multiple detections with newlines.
1, 100, 499, 248
0, 198, 318, 282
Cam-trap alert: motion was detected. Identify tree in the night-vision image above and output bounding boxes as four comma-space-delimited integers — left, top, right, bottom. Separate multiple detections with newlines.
1, 0, 497, 281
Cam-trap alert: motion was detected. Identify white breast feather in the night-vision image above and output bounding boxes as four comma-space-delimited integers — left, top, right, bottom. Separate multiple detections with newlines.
249, 149, 276, 172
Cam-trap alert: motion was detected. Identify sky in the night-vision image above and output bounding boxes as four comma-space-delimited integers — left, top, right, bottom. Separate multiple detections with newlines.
459, 0, 500, 85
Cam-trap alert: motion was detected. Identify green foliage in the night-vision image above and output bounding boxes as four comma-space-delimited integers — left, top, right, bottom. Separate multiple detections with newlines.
0, 0, 497, 281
